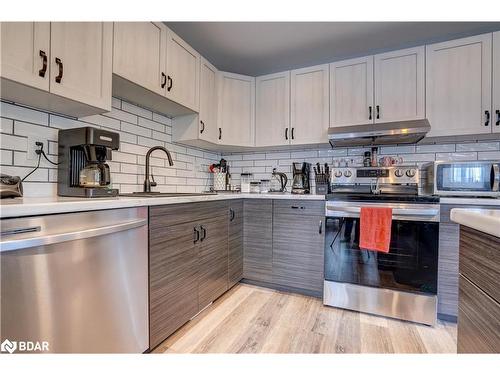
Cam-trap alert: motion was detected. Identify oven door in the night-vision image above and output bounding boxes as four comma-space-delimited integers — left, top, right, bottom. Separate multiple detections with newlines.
325, 216, 439, 295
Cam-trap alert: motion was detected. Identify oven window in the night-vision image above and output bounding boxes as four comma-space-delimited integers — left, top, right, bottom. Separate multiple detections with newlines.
436, 163, 491, 191
324, 217, 438, 294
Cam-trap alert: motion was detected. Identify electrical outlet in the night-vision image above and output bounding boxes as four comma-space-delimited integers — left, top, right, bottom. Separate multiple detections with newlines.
27, 136, 45, 161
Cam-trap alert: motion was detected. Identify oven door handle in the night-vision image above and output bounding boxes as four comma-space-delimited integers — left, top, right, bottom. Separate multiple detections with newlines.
326, 206, 439, 218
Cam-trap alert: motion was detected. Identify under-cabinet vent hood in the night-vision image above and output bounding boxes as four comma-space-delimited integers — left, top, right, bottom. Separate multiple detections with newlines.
328, 119, 431, 148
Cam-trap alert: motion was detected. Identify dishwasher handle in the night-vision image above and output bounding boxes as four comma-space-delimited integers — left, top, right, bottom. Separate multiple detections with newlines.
0, 218, 147, 253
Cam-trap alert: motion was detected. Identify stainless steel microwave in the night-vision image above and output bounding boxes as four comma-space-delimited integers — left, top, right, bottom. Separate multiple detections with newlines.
423, 161, 500, 197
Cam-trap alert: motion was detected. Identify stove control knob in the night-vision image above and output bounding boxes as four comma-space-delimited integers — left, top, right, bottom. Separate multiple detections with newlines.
394, 169, 404, 178
343, 170, 352, 177
334, 170, 343, 178
406, 169, 417, 178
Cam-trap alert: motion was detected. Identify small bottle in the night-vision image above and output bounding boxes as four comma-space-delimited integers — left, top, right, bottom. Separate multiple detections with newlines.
371, 147, 378, 167
363, 151, 371, 167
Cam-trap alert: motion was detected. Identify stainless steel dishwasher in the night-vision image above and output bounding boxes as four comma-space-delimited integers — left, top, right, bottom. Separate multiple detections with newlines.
0, 207, 149, 353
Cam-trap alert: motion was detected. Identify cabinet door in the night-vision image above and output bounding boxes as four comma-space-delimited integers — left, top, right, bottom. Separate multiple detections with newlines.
113, 22, 167, 96
166, 29, 200, 111
199, 57, 219, 143
149, 220, 199, 349
330, 56, 374, 127
255, 71, 290, 147
493, 31, 500, 133
217, 71, 255, 147
374, 46, 425, 123
426, 34, 492, 137
49, 22, 112, 111
198, 215, 229, 309
243, 199, 273, 283
290, 64, 329, 145
0, 22, 50, 91
228, 200, 243, 288
272, 206, 324, 294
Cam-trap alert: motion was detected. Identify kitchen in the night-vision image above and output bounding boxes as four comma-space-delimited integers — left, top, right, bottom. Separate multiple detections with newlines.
1, 3, 500, 371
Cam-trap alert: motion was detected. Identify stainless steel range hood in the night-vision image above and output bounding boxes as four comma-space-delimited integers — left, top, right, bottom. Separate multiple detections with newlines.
328, 119, 431, 148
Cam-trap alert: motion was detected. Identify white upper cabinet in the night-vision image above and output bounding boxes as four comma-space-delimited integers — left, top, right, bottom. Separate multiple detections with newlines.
290, 64, 329, 145
426, 33, 492, 137
0, 22, 50, 91
113, 22, 167, 96
493, 31, 500, 134
49, 22, 112, 111
217, 71, 255, 147
330, 56, 373, 127
374, 46, 425, 123
165, 28, 200, 112
255, 71, 290, 147
199, 58, 219, 143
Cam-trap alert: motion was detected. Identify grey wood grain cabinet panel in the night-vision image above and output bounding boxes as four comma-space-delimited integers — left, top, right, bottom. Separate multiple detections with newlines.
243, 199, 273, 282
150, 200, 228, 227
198, 215, 229, 309
438, 223, 459, 318
228, 200, 244, 288
458, 275, 500, 353
273, 200, 324, 216
272, 212, 325, 293
149, 219, 199, 349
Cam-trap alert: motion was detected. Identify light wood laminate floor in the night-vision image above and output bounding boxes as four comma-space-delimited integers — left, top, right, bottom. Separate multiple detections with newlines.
153, 283, 457, 354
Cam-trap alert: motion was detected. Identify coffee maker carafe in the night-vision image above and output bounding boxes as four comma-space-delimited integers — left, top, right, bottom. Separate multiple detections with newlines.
291, 162, 310, 194
58, 127, 119, 197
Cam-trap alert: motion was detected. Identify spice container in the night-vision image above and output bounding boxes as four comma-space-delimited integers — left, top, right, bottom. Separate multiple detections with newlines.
250, 181, 261, 194
240, 173, 253, 193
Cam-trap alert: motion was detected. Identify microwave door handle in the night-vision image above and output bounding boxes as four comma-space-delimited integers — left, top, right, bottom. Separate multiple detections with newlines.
492, 164, 500, 192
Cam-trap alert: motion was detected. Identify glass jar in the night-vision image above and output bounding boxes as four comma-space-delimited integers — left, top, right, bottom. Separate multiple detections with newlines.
249, 181, 261, 194
240, 173, 253, 193
260, 179, 270, 193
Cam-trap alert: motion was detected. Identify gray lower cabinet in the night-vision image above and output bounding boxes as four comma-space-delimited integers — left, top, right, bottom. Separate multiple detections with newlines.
198, 214, 229, 309
243, 199, 273, 282
272, 201, 325, 295
228, 200, 243, 288
149, 201, 229, 349
149, 218, 199, 349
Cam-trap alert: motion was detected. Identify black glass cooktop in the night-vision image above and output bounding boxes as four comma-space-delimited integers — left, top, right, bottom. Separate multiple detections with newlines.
326, 193, 440, 204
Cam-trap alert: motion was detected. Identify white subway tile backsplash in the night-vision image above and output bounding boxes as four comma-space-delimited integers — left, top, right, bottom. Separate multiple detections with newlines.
80, 114, 121, 130
381, 145, 415, 154
1, 101, 49, 125
243, 153, 265, 160
15, 121, 58, 141
49, 115, 82, 130
138, 117, 165, 132
1, 134, 27, 151
104, 108, 138, 124
435, 152, 477, 161
152, 112, 171, 126
456, 142, 500, 152
1, 149, 13, 165
416, 144, 455, 153
1, 118, 14, 134
111, 97, 121, 109
121, 102, 153, 120
121, 122, 152, 138
291, 150, 318, 159
478, 151, 500, 160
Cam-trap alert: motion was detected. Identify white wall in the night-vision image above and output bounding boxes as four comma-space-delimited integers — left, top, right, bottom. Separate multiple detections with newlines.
0, 98, 220, 197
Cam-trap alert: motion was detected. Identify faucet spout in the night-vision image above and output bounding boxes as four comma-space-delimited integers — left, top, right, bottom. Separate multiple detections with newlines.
144, 146, 174, 192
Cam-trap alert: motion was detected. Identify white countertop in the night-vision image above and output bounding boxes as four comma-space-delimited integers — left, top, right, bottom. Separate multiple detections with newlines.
440, 197, 500, 206
0, 193, 325, 219
451, 208, 500, 238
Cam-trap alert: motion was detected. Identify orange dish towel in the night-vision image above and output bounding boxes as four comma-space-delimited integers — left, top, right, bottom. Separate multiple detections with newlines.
359, 207, 392, 253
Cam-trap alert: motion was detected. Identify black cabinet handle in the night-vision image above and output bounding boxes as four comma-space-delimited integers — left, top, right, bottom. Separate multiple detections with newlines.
319, 220, 322, 234
200, 120, 205, 134
368, 106, 372, 120
161, 72, 167, 88
55, 57, 63, 83
291, 127, 295, 140
285, 128, 288, 140
229, 208, 235, 221
496, 110, 500, 126
167, 75, 173, 91
485, 110, 490, 126
39, 50, 47, 77
200, 225, 206, 241
218, 128, 222, 140
376, 105, 380, 119
193, 227, 200, 243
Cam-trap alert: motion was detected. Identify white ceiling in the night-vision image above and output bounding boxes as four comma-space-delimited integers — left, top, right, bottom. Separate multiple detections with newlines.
166, 22, 500, 76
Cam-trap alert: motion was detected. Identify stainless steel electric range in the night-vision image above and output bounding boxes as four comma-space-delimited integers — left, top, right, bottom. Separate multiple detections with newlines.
324, 166, 440, 325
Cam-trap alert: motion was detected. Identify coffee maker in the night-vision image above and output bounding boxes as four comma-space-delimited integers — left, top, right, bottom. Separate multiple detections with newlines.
57, 127, 120, 197
291, 162, 310, 194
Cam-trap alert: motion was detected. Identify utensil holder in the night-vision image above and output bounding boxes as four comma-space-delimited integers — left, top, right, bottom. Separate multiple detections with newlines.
213, 172, 227, 191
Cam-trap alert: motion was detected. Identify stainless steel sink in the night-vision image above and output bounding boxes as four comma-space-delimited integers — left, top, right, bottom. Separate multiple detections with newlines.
119, 192, 217, 198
